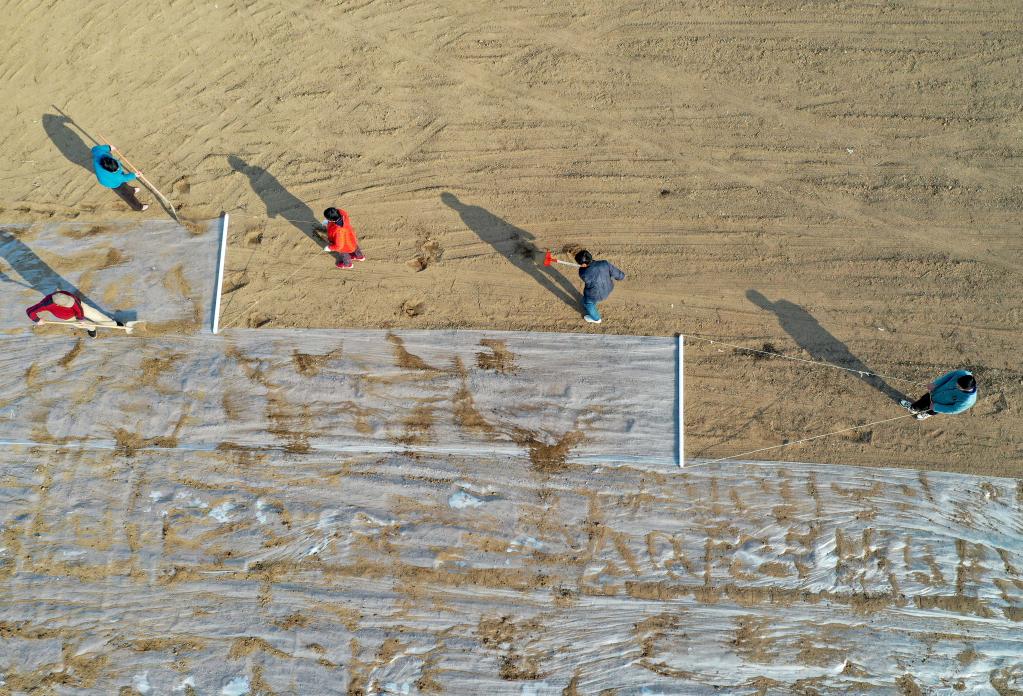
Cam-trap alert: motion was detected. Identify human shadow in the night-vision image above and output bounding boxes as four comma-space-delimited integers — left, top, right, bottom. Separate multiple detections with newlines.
228, 155, 323, 247
43, 112, 175, 220
441, 192, 581, 313
746, 289, 906, 404
42, 113, 94, 173
0, 229, 133, 322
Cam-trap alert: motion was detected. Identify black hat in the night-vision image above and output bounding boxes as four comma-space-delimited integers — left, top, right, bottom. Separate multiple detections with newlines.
99, 156, 119, 172
324, 207, 342, 222
956, 374, 976, 392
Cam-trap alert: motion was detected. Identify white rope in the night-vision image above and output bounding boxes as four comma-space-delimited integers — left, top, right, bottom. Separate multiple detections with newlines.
700, 413, 916, 465
218, 251, 322, 331
211, 206, 336, 330
683, 334, 927, 387
226, 206, 323, 227
219, 211, 928, 389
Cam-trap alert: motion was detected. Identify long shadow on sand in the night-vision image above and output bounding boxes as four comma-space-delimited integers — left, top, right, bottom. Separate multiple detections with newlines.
746, 289, 907, 404
42, 112, 176, 219
42, 113, 94, 173
441, 192, 580, 313
0, 229, 133, 322
228, 155, 323, 247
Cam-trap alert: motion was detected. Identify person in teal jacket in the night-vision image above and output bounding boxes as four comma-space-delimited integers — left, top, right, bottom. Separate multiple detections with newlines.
901, 370, 977, 420
91, 144, 148, 211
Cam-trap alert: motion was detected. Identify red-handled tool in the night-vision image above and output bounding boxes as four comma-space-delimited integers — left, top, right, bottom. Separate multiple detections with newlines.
543, 249, 581, 268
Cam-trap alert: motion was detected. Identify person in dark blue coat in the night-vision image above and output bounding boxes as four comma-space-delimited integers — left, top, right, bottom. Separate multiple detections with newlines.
901, 370, 977, 420
575, 249, 625, 324
91, 144, 148, 211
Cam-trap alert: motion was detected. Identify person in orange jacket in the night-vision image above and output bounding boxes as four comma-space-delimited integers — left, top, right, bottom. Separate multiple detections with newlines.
321, 207, 365, 269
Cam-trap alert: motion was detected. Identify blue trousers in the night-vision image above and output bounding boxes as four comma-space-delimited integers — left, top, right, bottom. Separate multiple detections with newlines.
583, 300, 601, 321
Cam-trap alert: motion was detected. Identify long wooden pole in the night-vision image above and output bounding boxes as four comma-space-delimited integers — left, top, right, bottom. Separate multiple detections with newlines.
36, 319, 139, 334
98, 134, 179, 221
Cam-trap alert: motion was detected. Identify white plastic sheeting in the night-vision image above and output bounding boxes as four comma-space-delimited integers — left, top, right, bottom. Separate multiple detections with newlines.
2, 448, 1022, 694
0, 219, 678, 463
0, 219, 1021, 694
0, 219, 216, 333
0, 329, 677, 464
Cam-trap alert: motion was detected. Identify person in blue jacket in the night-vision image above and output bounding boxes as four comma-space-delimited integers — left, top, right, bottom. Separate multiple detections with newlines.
575, 249, 625, 324
91, 144, 148, 212
901, 370, 977, 420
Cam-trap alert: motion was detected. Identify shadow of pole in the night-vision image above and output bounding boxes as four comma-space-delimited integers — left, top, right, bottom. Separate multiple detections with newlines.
746, 289, 907, 404
142, 181, 179, 221
50, 105, 100, 145
228, 155, 323, 247
440, 192, 581, 314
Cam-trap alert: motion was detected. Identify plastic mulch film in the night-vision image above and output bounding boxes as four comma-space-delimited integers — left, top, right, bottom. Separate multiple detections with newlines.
3, 219, 1022, 693
0, 329, 677, 465
0, 218, 217, 334
0, 446, 1021, 693
0, 219, 679, 464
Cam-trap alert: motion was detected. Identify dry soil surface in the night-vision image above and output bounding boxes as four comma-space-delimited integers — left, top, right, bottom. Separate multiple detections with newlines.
3, 2, 1022, 469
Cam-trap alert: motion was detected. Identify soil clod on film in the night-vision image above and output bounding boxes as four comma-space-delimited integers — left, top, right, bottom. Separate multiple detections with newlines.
512, 428, 584, 474
386, 332, 439, 371
476, 338, 518, 374
291, 346, 342, 377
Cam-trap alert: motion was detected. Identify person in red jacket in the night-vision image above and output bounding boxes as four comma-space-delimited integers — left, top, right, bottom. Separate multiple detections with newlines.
321, 207, 365, 269
26, 290, 120, 338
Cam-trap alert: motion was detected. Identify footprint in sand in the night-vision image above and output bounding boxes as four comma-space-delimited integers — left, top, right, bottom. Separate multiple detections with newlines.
173, 176, 191, 195
401, 299, 426, 317
406, 235, 443, 272
225, 272, 249, 294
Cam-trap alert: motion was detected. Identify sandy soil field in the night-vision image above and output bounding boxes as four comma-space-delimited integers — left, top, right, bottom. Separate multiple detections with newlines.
0, 221, 1020, 694
1, 0, 1023, 472
2, 0, 1023, 693
4, 0, 1022, 475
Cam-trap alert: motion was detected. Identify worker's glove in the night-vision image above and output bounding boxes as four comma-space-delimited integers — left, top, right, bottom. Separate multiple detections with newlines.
323, 245, 331, 252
